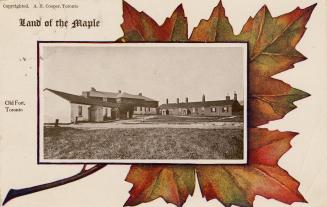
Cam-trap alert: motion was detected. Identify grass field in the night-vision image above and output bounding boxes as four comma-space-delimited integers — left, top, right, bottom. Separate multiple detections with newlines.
44, 126, 243, 160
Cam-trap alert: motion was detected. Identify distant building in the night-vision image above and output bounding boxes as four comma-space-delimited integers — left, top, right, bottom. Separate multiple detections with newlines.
159, 93, 243, 117
82, 88, 158, 119
43, 88, 158, 124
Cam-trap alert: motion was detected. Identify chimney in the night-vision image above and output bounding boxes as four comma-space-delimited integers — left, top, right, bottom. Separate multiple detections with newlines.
138, 92, 142, 96
82, 91, 90, 97
91, 87, 96, 91
118, 90, 122, 93
234, 92, 237, 101
166, 98, 169, 104
202, 94, 205, 103
177, 98, 180, 104
185, 97, 188, 103
226, 94, 230, 101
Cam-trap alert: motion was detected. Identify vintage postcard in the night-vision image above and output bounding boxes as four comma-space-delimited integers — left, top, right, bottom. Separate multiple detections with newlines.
0, 0, 326, 207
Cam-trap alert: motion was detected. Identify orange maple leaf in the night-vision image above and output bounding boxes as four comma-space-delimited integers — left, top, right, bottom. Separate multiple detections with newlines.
125, 165, 195, 207
120, 1, 316, 207
120, 1, 188, 42
196, 129, 305, 207
190, 1, 315, 127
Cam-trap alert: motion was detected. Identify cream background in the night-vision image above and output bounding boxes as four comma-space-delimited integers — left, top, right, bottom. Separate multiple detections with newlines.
0, 0, 326, 207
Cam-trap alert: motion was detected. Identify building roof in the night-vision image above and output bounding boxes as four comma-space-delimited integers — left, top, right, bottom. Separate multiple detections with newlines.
159, 100, 237, 109
116, 92, 145, 100
45, 88, 118, 107
84, 90, 118, 98
141, 95, 157, 102
83, 89, 158, 102
120, 92, 157, 102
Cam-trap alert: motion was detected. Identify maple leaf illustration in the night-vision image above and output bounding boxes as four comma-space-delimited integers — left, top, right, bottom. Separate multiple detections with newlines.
190, 1, 315, 127
120, 1, 188, 42
121, 1, 316, 207
125, 166, 195, 207
196, 129, 305, 207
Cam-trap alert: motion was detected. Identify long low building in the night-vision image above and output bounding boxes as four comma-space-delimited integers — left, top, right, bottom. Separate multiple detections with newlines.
43, 88, 158, 124
159, 93, 243, 117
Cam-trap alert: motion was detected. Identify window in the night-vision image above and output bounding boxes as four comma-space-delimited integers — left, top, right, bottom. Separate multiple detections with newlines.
201, 107, 205, 112
103, 97, 107, 102
211, 107, 216, 112
78, 106, 83, 116
193, 107, 196, 113
222, 106, 229, 112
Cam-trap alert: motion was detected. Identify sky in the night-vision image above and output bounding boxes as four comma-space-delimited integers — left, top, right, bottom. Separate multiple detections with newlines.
42, 44, 246, 105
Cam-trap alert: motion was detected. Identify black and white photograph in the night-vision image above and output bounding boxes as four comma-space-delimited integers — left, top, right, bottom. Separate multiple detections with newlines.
39, 42, 247, 164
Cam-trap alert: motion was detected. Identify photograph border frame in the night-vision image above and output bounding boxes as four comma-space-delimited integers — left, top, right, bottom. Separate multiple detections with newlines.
37, 41, 249, 165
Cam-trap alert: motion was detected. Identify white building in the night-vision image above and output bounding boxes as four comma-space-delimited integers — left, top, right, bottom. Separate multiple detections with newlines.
43, 88, 116, 124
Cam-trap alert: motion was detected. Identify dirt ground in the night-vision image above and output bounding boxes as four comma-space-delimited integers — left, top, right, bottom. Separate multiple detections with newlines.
59, 115, 243, 129
43, 115, 244, 161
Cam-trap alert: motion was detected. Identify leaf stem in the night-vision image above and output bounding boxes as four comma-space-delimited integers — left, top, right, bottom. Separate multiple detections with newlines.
2, 164, 107, 205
